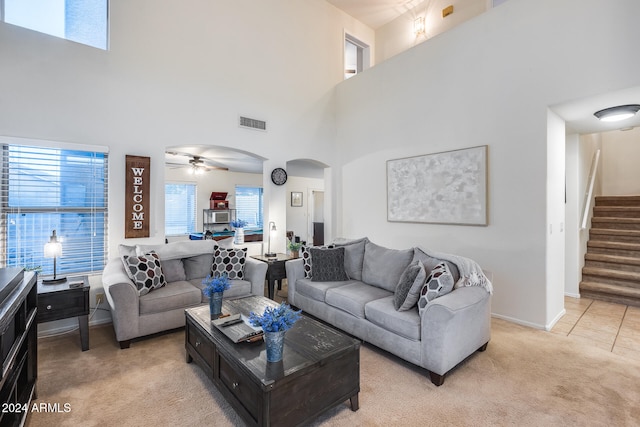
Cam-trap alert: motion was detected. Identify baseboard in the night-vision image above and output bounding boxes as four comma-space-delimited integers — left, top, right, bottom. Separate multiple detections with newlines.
491, 313, 546, 330
565, 291, 581, 299
37, 317, 112, 339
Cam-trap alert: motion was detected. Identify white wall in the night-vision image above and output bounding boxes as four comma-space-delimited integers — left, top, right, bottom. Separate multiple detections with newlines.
335, 0, 640, 328
375, 0, 487, 63
546, 110, 566, 330
0, 0, 374, 331
601, 127, 640, 195
566, 132, 602, 300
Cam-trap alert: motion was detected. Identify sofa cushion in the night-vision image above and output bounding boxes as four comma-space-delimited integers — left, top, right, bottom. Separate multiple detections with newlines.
417, 262, 455, 315
333, 237, 368, 280
362, 241, 413, 292
393, 260, 427, 311
184, 254, 214, 280
189, 278, 251, 302
296, 278, 352, 302
139, 280, 202, 315
365, 296, 421, 341
412, 248, 461, 284
311, 247, 349, 282
325, 282, 392, 319
212, 247, 247, 279
162, 259, 187, 282
122, 251, 167, 296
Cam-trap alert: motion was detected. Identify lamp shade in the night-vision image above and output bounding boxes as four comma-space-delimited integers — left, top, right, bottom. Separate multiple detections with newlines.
594, 104, 640, 122
44, 241, 62, 258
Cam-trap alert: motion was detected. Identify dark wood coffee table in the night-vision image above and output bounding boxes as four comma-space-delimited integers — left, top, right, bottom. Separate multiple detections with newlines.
185, 295, 360, 426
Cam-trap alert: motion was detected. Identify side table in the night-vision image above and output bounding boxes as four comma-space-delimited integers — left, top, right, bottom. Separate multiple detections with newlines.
37, 275, 90, 351
250, 253, 293, 299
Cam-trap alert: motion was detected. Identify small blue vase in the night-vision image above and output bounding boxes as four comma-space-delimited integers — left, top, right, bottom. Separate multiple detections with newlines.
209, 292, 223, 318
264, 330, 286, 362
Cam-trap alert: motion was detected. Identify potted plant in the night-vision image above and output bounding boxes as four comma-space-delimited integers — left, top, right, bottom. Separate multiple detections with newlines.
287, 239, 302, 258
230, 219, 248, 244
249, 302, 301, 362
202, 274, 230, 318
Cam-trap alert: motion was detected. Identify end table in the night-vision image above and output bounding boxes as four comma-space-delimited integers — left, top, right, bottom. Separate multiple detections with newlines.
250, 254, 293, 299
37, 275, 90, 351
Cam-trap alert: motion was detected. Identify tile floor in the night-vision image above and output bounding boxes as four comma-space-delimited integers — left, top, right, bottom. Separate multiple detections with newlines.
551, 296, 640, 359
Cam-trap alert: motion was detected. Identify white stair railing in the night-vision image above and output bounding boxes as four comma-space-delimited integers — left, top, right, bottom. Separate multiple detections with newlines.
581, 149, 601, 230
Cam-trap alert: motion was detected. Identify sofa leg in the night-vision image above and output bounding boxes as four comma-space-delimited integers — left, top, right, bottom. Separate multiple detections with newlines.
429, 371, 446, 386
119, 340, 131, 349
477, 342, 488, 352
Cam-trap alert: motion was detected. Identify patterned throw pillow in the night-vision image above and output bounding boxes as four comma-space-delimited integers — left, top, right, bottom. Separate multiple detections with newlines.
211, 247, 247, 280
300, 245, 333, 279
417, 262, 455, 315
310, 247, 349, 282
123, 251, 167, 296
393, 260, 427, 311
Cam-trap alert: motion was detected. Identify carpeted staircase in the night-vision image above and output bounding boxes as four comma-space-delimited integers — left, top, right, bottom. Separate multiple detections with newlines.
581, 195, 640, 307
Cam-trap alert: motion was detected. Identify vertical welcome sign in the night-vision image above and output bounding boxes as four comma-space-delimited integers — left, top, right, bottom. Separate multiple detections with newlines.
125, 155, 150, 238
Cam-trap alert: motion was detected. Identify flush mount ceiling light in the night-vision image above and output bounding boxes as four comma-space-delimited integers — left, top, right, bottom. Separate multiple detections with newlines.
413, 17, 425, 36
594, 104, 640, 122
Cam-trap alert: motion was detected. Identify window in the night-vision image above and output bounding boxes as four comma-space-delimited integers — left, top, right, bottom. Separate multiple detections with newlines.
0, 142, 108, 277
165, 183, 197, 235
344, 33, 370, 80
235, 186, 263, 230
1, 0, 108, 50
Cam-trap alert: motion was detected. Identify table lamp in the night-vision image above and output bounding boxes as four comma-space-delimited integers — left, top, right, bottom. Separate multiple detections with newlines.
265, 221, 277, 257
43, 229, 66, 284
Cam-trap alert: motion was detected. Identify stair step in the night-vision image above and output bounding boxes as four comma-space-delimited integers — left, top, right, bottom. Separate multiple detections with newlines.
581, 267, 640, 287
584, 253, 640, 273
593, 206, 640, 218
591, 217, 640, 230
587, 240, 640, 257
580, 281, 640, 308
595, 196, 640, 207
589, 228, 640, 243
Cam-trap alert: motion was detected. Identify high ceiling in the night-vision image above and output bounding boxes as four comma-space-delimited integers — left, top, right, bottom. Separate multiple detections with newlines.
326, 0, 414, 29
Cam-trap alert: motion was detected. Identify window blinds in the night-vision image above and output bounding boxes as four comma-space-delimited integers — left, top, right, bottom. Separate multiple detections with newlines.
0, 144, 109, 276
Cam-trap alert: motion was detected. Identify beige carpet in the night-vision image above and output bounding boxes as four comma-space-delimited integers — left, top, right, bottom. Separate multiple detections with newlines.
27, 318, 640, 427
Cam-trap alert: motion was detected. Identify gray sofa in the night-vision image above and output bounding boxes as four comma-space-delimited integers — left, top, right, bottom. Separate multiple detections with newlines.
285, 238, 492, 386
102, 240, 267, 348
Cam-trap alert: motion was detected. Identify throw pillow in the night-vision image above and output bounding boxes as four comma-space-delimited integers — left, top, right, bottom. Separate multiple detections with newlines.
122, 251, 167, 296
417, 262, 455, 315
310, 247, 349, 282
211, 247, 247, 280
393, 260, 427, 311
300, 244, 333, 279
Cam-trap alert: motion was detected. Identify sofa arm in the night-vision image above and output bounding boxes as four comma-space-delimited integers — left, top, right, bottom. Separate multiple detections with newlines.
420, 286, 491, 376
245, 256, 268, 296
102, 258, 140, 343
285, 258, 304, 306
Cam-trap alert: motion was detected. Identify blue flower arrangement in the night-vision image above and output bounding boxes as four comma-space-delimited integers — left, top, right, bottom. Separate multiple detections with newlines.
201, 274, 230, 297
248, 302, 302, 332
230, 219, 248, 228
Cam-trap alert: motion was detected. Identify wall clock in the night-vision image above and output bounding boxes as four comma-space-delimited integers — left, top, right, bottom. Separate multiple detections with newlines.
271, 167, 287, 185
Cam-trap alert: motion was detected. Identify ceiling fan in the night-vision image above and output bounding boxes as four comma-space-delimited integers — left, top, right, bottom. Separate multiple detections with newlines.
166, 153, 228, 174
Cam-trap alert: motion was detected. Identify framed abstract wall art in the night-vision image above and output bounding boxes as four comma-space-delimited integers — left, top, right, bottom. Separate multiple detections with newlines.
387, 145, 488, 226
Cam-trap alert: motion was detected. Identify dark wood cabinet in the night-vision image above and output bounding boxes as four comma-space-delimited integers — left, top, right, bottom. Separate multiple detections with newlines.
0, 268, 37, 427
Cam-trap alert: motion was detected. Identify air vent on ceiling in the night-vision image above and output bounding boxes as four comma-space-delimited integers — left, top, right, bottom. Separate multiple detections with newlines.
239, 116, 267, 131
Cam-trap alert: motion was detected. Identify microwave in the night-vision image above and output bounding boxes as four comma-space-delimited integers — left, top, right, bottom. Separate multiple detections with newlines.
211, 210, 230, 223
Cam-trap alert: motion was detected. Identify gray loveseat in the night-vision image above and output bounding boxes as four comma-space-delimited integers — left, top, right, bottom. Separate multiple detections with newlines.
102, 240, 267, 348
285, 238, 492, 386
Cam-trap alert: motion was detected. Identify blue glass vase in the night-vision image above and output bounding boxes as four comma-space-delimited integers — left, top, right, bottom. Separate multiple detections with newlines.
209, 292, 223, 318
264, 330, 286, 362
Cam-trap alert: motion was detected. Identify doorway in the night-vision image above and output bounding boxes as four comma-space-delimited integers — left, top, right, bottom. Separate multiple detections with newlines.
310, 190, 325, 245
